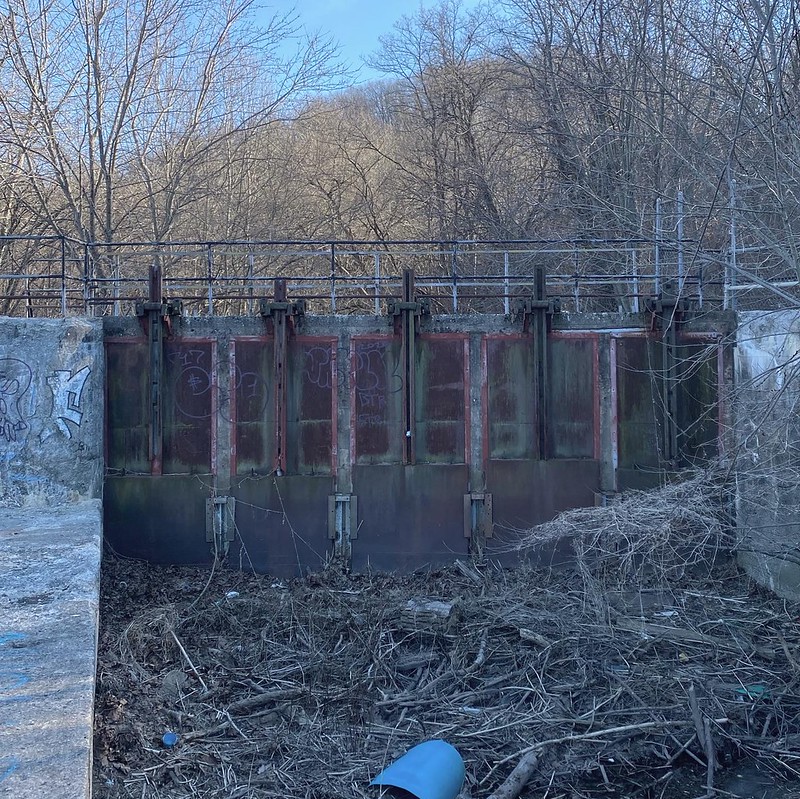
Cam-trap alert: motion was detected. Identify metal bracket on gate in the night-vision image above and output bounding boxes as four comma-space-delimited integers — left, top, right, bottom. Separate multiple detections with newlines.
463, 493, 493, 539
328, 494, 358, 542
259, 297, 305, 324
510, 296, 560, 326
206, 496, 235, 555
386, 296, 431, 319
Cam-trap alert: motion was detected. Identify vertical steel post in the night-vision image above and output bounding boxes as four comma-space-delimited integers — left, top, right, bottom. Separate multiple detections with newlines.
148, 262, 164, 476
631, 248, 640, 314
113, 255, 121, 317
677, 190, 685, 294
451, 243, 458, 312
60, 236, 67, 316
206, 244, 214, 315
273, 278, 288, 475
654, 197, 662, 296
727, 170, 738, 310
330, 242, 337, 313
401, 269, 416, 465
247, 252, 255, 315
535, 266, 549, 459
661, 319, 679, 465
374, 252, 381, 315
503, 250, 510, 316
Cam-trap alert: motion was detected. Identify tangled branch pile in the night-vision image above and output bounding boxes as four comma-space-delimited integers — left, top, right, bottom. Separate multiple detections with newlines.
515, 473, 733, 599
95, 552, 800, 798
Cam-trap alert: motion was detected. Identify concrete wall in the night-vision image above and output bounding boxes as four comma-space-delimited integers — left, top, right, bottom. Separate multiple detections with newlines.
736, 310, 800, 598
0, 317, 104, 507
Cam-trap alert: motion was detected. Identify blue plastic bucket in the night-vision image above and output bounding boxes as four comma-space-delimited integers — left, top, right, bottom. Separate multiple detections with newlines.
370, 740, 465, 799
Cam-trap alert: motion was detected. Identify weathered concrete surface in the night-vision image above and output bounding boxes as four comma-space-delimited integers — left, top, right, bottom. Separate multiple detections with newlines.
0, 500, 101, 799
736, 310, 800, 599
0, 318, 104, 507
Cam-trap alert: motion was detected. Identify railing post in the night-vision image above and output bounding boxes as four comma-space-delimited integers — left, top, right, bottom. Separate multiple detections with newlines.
330, 242, 336, 313
654, 197, 662, 296
677, 190, 685, 294
503, 250, 510, 316
451, 243, 458, 312
374, 252, 381, 315
60, 236, 67, 316
727, 170, 738, 310
206, 244, 214, 315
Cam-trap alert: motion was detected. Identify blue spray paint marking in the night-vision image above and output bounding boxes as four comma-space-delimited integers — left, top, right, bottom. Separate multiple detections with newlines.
0, 672, 29, 691
0, 756, 20, 784
0, 634, 29, 782
0, 632, 27, 646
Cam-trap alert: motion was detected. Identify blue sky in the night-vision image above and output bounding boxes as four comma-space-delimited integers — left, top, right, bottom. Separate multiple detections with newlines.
264, 1, 481, 82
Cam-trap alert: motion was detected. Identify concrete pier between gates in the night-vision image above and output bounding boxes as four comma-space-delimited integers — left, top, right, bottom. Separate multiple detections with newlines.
0, 501, 102, 799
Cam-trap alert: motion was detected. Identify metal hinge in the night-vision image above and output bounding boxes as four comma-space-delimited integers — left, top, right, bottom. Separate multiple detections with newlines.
206, 496, 235, 555
463, 493, 493, 539
328, 494, 358, 542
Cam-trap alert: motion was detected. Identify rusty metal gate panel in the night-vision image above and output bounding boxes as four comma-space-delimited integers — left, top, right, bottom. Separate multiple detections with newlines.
231, 337, 274, 476
105, 339, 149, 473
163, 340, 214, 474
229, 335, 335, 575
549, 335, 598, 459
615, 334, 664, 490
287, 337, 336, 475
483, 335, 537, 460
483, 332, 602, 564
415, 334, 469, 464
351, 334, 469, 572
105, 337, 216, 564
350, 336, 403, 465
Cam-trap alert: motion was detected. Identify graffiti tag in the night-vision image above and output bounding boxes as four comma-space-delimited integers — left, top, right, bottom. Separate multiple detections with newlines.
46, 366, 91, 439
0, 358, 33, 444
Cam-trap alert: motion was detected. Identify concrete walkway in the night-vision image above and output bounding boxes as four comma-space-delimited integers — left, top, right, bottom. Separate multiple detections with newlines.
0, 501, 102, 799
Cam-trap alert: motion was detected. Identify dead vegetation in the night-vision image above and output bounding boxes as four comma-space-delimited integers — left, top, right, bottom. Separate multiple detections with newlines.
94, 476, 800, 799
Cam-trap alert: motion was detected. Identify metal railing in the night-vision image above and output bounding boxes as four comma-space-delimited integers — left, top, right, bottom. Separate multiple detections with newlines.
0, 235, 796, 317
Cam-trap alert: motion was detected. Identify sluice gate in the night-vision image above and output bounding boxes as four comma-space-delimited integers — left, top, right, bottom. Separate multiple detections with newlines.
103, 269, 730, 575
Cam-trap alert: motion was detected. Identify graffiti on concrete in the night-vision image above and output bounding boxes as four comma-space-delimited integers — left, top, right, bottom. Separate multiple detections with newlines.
0, 358, 33, 444
46, 366, 91, 440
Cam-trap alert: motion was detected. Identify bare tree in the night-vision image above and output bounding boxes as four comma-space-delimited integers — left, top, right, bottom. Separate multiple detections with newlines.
0, 0, 341, 248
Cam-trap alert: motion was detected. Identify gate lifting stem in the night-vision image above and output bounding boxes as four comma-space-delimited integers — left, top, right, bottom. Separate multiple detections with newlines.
512, 266, 559, 459
135, 263, 181, 476
646, 279, 691, 467
259, 279, 305, 475
388, 269, 431, 465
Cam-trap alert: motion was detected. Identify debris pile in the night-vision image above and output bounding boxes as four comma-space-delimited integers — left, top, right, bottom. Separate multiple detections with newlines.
94, 480, 800, 799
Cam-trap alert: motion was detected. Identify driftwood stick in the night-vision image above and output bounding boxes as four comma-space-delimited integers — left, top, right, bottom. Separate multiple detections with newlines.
480, 719, 715, 786
170, 630, 208, 692
688, 684, 707, 759
486, 753, 539, 799
704, 717, 716, 796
